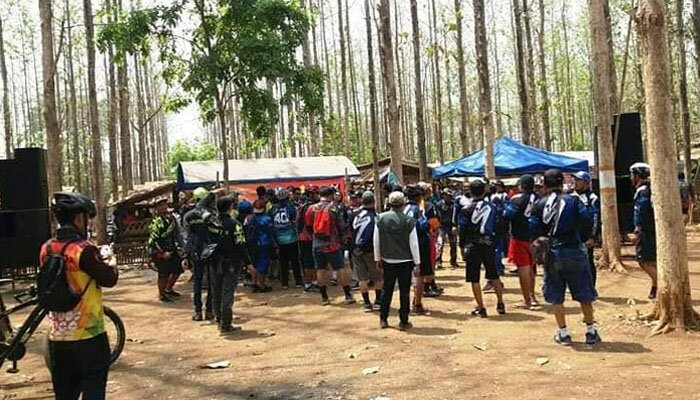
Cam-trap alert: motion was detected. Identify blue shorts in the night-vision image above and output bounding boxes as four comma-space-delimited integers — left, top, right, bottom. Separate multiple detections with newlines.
313, 250, 345, 270
254, 253, 271, 275
542, 247, 597, 304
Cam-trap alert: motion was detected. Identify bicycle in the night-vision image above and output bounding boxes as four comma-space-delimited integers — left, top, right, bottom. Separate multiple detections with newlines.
0, 279, 126, 373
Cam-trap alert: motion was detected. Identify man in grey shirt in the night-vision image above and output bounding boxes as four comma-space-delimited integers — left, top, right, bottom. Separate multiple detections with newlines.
374, 191, 421, 330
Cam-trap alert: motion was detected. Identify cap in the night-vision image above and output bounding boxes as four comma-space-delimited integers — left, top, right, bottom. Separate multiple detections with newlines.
238, 199, 253, 214
544, 169, 564, 188
388, 191, 406, 207
441, 188, 453, 196
573, 171, 591, 182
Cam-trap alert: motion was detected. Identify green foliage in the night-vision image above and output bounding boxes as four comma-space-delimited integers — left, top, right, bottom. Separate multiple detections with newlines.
98, 0, 324, 145
164, 140, 218, 178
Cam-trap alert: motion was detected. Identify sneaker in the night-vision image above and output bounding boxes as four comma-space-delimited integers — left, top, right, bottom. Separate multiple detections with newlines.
373, 302, 382, 311
530, 296, 540, 307
497, 302, 506, 315
220, 325, 242, 335
434, 285, 445, 293
450, 262, 460, 269
159, 295, 174, 303
204, 312, 215, 321
281, 286, 289, 290
482, 282, 495, 293
260, 285, 273, 293
165, 290, 181, 298
648, 286, 657, 300
412, 304, 430, 315
509, 267, 519, 275
424, 288, 441, 298
321, 297, 331, 306
363, 303, 373, 312
252, 285, 262, 293
470, 307, 488, 318
330, 278, 338, 286
554, 331, 573, 346
380, 319, 389, 329
192, 312, 203, 321
398, 321, 413, 331
344, 296, 357, 305
295, 283, 304, 288
585, 330, 602, 346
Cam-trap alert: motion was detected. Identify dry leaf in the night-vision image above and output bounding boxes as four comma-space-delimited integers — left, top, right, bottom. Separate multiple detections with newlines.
362, 366, 381, 375
536, 357, 549, 366
259, 330, 276, 337
201, 360, 231, 369
473, 344, 488, 351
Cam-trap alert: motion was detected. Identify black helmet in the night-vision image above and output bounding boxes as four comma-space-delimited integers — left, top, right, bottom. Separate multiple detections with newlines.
51, 192, 96, 218
519, 174, 535, 191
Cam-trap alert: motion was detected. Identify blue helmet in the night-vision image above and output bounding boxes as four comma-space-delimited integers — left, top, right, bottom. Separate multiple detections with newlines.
237, 199, 253, 215
573, 171, 591, 182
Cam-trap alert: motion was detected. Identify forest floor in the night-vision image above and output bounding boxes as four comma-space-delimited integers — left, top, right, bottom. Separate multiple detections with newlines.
3, 230, 700, 400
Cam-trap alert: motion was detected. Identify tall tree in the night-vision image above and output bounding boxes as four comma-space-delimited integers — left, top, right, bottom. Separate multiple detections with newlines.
39, 0, 62, 194
378, 0, 403, 182
365, 0, 381, 202
84, 0, 106, 243
636, 0, 699, 333
474, 0, 495, 179
65, 0, 83, 192
693, 0, 700, 139
410, 0, 428, 181
675, 0, 692, 183
337, 0, 350, 158
105, 0, 119, 200
522, 0, 539, 145
431, 0, 444, 164
588, 0, 624, 270
513, 0, 531, 145
301, 0, 318, 156
454, 0, 471, 153
0, 17, 12, 159
537, 0, 551, 150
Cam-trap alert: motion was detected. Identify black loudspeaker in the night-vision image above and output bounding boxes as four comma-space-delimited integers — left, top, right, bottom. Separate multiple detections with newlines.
0, 148, 49, 211
612, 113, 645, 176
0, 210, 50, 269
593, 113, 644, 234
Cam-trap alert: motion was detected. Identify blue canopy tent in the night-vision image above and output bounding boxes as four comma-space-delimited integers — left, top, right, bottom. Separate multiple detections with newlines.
432, 136, 589, 179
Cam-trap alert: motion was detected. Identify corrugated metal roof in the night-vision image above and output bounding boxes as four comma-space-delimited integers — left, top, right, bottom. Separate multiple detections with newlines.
178, 156, 360, 187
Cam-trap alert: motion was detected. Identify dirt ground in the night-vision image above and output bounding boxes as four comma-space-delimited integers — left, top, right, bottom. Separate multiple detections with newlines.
3, 231, 700, 400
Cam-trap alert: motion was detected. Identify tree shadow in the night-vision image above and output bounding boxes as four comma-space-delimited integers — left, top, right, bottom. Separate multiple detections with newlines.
220, 328, 263, 341
405, 326, 460, 336
0, 380, 51, 391
434, 275, 464, 282
428, 309, 467, 322
431, 294, 471, 302
571, 341, 651, 353
597, 296, 650, 306
489, 312, 546, 322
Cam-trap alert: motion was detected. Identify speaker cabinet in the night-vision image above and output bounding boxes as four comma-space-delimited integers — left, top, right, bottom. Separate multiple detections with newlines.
0, 148, 49, 211
0, 210, 50, 269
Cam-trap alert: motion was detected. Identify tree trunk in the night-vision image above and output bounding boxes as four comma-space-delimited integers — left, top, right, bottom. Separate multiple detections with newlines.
301, 0, 318, 156
430, 0, 444, 164
410, 0, 429, 181
337, 0, 350, 158
134, 55, 147, 184
0, 17, 12, 159
692, 0, 700, 153
522, 0, 539, 146
588, 0, 623, 270
675, 0, 692, 183
454, 0, 471, 153
537, 0, 552, 150
378, 0, 403, 183
604, 0, 619, 113
636, 0, 700, 333
444, 24, 456, 159
474, 0, 496, 179
513, 0, 532, 145
84, 0, 106, 243
40, 0, 62, 194
365, 0, 382, 203
65, 0, 83, 192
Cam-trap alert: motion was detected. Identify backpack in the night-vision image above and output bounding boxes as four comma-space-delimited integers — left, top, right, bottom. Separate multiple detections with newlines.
37, 240, 92, 312
313, 203, 334, 238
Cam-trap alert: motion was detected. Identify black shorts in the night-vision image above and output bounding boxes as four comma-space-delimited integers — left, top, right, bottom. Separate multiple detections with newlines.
419, 240, 434, 277
465, 243, 498, 283
299, 241, 315, 269
459, 229, 468, 248
636, 231, 657, 262
154, 256, 183, 278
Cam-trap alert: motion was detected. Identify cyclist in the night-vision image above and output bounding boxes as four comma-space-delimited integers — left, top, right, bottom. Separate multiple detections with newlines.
41, 192, 119, 400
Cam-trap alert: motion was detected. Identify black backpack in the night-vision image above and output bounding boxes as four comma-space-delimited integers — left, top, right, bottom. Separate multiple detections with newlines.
37, 240, 92, 312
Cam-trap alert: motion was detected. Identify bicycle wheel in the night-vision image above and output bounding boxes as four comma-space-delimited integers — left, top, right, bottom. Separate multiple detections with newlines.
103, 306, 125, 365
